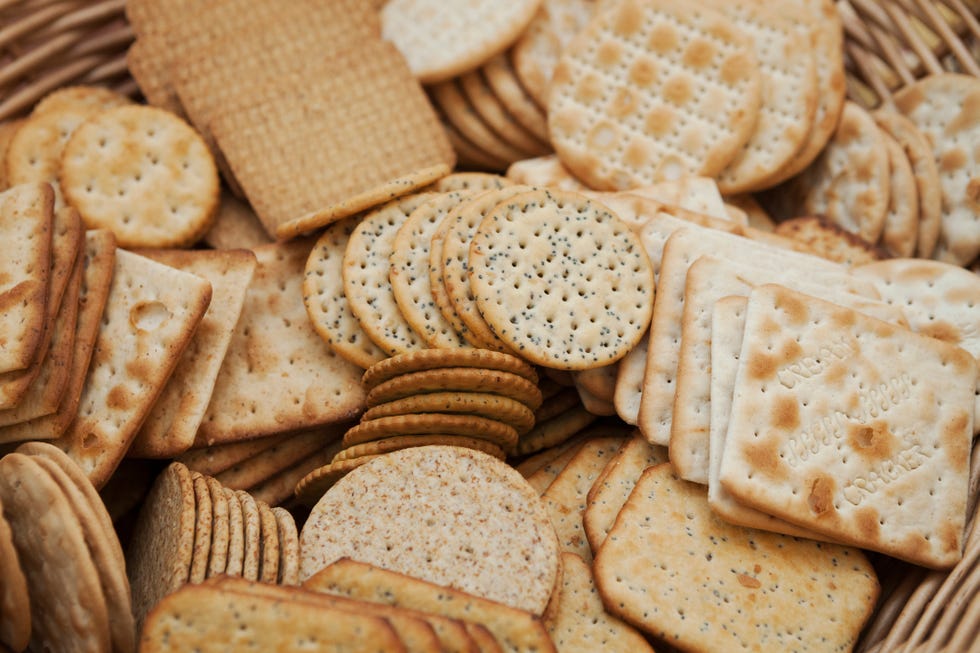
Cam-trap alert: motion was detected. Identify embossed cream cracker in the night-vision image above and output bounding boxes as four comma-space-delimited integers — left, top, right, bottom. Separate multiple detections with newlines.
719, 284, 976, 569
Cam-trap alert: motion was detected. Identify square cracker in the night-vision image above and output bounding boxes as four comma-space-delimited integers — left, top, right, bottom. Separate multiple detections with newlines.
128, 249, 257, 458
0, 183, 53, 374
197, 240, 365, 447
719, 284, 976, 568
53, 249, 212, 488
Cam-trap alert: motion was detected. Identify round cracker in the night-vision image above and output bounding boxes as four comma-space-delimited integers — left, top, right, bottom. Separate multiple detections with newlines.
443, 119, 510, 171
295, 455, 382, 505
257, 500, 280, 584
430, 172, 511, 193
224, 487, 245, 577
205, 476, 230, 580
188, 473, 213, 585
547, 0, 762, 188
237, 491, 262, 582
32, 85, 131, 117
272, 507, 300, 586
367, 367, 544, 411
341, 413, 519, 450
362, 391, 536, 434
878, 132, 920, 258
299, 446, 561, 615
483, 54, 552, 143
381, 0, 542, 85
362, 348, 538, 388
470, 189, 654, 370
0, 453, 111, 652
458, 70, 551, 157
0, 119, 25, 191
304, 216, 387, 369
60, 105, 219, 248
0, 495, 29, 652
334, 434, 506, 462
432, 80, 529, 164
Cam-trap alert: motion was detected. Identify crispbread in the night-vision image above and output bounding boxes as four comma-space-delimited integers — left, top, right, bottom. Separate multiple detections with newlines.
367, 368, 543, 411
894, 74, 980, 265
342, 413, 518, 451
238, 491, 261, 582
299, 446, 560, 615
381, 0, 542, 85
483, 54, 552, 143
304, 216, 387, 369
53, 249, 211, 487
344, 193, 434, 355
595, 464, 879, 652
214, 426, 347, 492
0, 183, 52, 374
548, 553, 653, 652
719, 285, 976, 568
0, 493, 28, 652
60, 105, 220, 248
129, 249, 256, 458
516, 405, 597, 456
390, 191, 472, 348
257, 500, 280, 584
548, 0, 762, 188
223, 488, 244, 577
773, 215, 886, 266
0, 453, 111, 653
878, 131, 920, 258
125, 462, 196, 629
205, 476, 229, 579
470, 189, 654, 369
306, 558, 557, 653
362, 392, 534, 434
334, 435, 506, 464
612, 334, 646, 425
541, 436, 627, 562
458, 71, 550, 157
178, 436, 282, 477
362, 348, 538, 388
197, 240, 365, 446
201, 191, 272, 251
272, 508, 299, 586
189, 473, 212, 585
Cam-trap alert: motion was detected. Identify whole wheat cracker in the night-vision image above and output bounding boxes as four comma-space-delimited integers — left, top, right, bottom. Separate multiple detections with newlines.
223, 487, 244, 577
272, 507, 299, 586
366, 368, 543, 411
341, 413, 519, 451
333, 435, 506, 463
201, 191, 272, 251
483, 54, 552, 143
198, 240, 365, 446
189, 473, 212, 585
0, 493, 29, 652
249, 439, 345, 508
205, 476, 229, 580
612, 334, 646, 425
294, 455, 382, 505
238, 490, 261, 582
257, 500, 279, 584
126, 36, 184, 116
432, 81, 533, 164
458, 71, 551, 157
362, 392, 535, 434
129, 249, 256, 458
878, 131, 920, 258
362, 348, 537, 388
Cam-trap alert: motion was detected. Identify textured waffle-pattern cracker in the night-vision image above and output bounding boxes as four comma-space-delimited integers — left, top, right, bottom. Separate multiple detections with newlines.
198, 240, 365, 446
548, 0, 761, 189
126, 36, 183, 115
595, 464, 879, 652
719, 285, 975, 568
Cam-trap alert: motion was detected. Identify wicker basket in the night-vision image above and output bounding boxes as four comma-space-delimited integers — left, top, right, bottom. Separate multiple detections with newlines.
0, 1, 978, 651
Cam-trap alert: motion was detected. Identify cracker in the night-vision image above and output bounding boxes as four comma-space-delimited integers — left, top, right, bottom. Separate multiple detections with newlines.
878, 131, 920, 258
431, 172, 511, 193
189, 473, 213, 585
367, 368, 544, 411
719, 285, 976, 568
342, 413, 519, 451
798, 101, 891, 242
0, 183, 53, 374
572, 364, 616, 402
0, 493, 29, 652
214, 426, 347, 492
381, 0, 542, 85
257, 500, 280, 584
304, 216, 387, 369
362, 392, 535, 435
126, 36, 184, 115
198, 240, 365, 446
894, 74, 980, 265
773, 215, 886, 266
515, 435, 581, 478
582, 435, 667, 551
533, 387, 582, 425
344, 193, 435, 356
443, 119, 510, 172
458, 71, 551, 157
390, 191, 473, 348
505, 155, 588, 191
130, 249, 256, 458
53, 249, 212, 487
200, 191, 272, 251
334, 435, 506, 463
306, 558, 556, 653
549, 553, 653, 652
363, 348, 538, 389
294, 455, 382, 505
517, 406, 597, 457
470, 189, 654, 369
525, 438, 587, 494
223, 488, 245, 577
541, 436, 627, 562
548, 0, 762, 188
248, 439, 346, 508
612, 334, 647, 425
0, 453, 111, 652
125, 462, 196, 629
440, 185, 534, 351
573, 382, 615, 416
177, 436, 283, 477
273, 507, 300, 586
0, 119, 25, 191
238, 490, 261, 582
299, 446, 560, 615
595, 464, 879, 651
432, 81, 531, 164
873, 110, 943, 259
483, 54, 552, 143
205, 476, 230, 580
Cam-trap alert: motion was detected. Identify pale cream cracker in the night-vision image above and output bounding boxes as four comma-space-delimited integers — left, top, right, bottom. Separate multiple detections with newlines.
526, 437, 588, 494
457, 71, 551, 157
506, 155, 589, 191
129, 249, 257, 459
637, 225, 878, 447
878, 131, 920, 258
573, 382, 616, 416
612, 334, 646, 425
431, 80, 531, 164
483, 53, 551, 143
672, 255, 907, 483
719, 284, 976, 568
273, 507, 299, 586
197, 240, 365, 447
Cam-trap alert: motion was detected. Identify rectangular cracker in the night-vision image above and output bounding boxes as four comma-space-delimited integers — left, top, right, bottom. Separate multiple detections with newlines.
612, 334, 646, 425
629, 176, 730, 222
177, 435, 285, 477
0, 230, 116, 444
128, 249, 257, 459
196, 240, 365, 447
719, 285, 976, 568
0, 183, 53, 373
306, 559, 556, 653
672, 255, 908, 483
54, 249, 212, 488
526, 439, 588, 494
637, 225, 879, 447
126, 37, 184, 116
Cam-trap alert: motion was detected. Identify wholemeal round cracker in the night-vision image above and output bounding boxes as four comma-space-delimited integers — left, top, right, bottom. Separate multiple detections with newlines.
333, 434, 507, 463
440, 185, 534, 352
458, 71, 551, 157
872, 110, 943, 259
547, 0, 762, 188
295, 455, 382, 505
237, 491, 261, 582
343, 193, 435, 356
304, 216, 387, 369
432, 81, 530, 164
430, 172, 511, 193
299, 445, 561, 615
381, 0, 543, 84
483, 53, 552, 143
0, 495, 29, 653
470, 189, 654, 370
31, 85, 131, 117
272, 507, 300, 586
361, 391, 536, 434
257, 501, 280, 584
126, 462, 195, 628
205, 476, 230, 580
367, 367, 545, 410
60, 104, 219, 248
189, 473, 213, 585
341, 413, 519, 450
223, 487, 245, 578
894, 73, 980, 265
0, 453, 111, 653
362, 346, 538, 388
390, 191, 472, 348
878, 132, 920, 258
